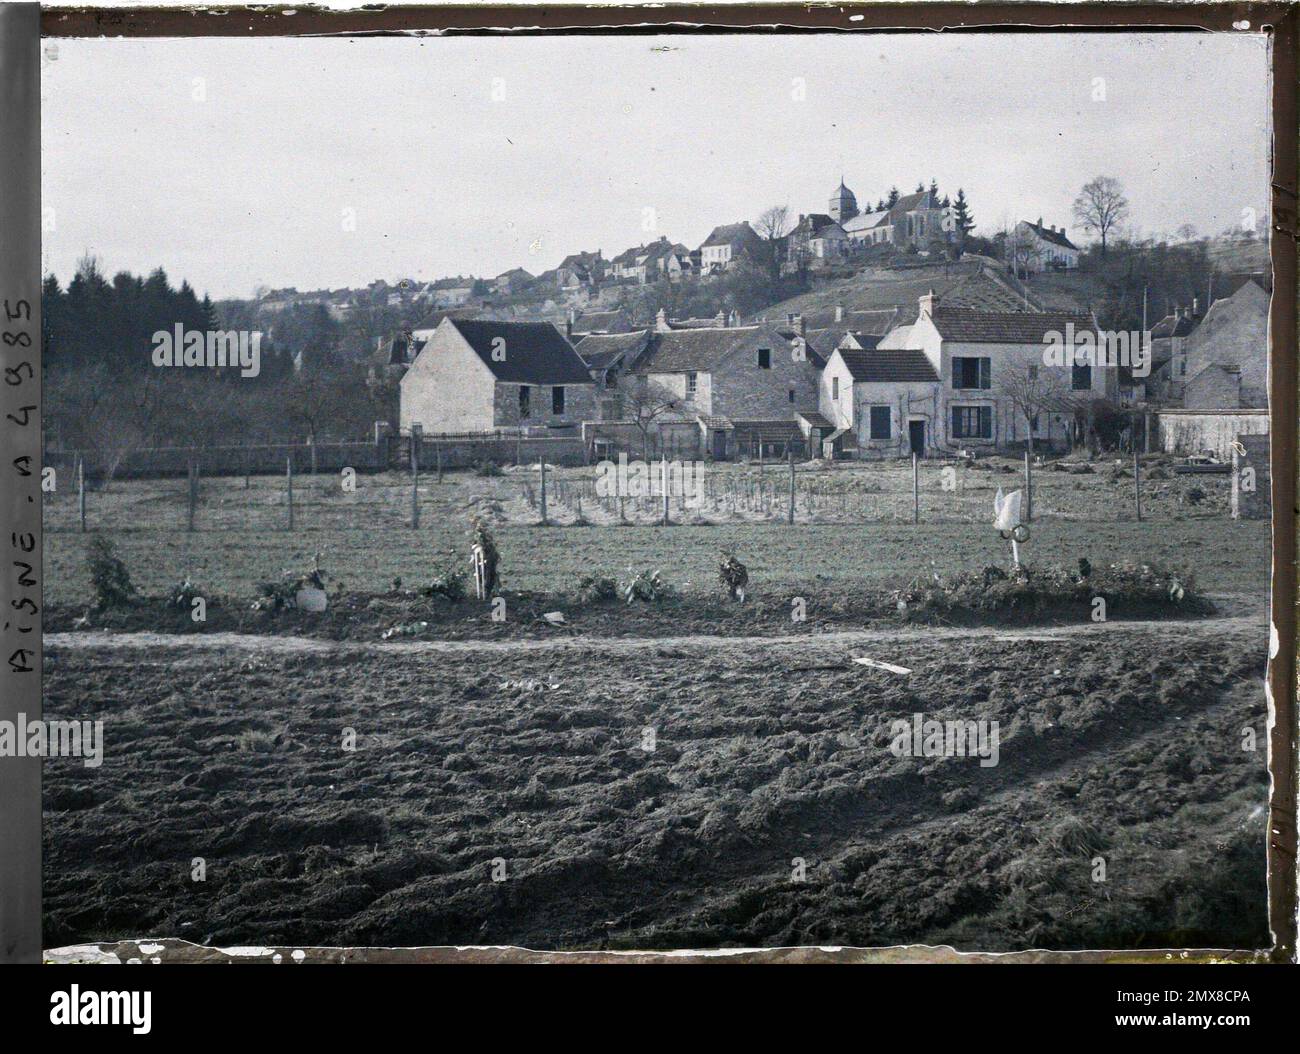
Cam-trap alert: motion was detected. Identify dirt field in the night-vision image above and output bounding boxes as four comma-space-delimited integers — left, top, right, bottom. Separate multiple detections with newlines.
41, 456, 1272, 952
43, 614, 1269, 952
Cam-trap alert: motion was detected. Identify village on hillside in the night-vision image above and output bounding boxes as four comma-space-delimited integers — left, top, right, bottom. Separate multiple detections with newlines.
321, 175, 1270, 469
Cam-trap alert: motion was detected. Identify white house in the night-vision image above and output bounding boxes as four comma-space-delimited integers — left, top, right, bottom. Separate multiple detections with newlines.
868, 293, 1109, 453
1011, 219, 1081, 272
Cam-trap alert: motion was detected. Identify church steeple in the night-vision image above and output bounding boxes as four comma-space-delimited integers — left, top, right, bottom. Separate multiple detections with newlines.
829, 178, 859, 223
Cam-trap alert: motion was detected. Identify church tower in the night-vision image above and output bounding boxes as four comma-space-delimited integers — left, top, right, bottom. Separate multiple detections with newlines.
829, 178, 859, 223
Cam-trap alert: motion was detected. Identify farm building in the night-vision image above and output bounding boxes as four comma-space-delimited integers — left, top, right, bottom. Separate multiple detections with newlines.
818, 345, 941, 458
1180, 279, 1269, 410
400, 318, 596, 435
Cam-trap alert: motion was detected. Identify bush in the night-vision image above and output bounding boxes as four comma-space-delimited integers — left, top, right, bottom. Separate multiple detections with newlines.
892, 561, 1206, 623
475, 459, 503, 477
469, 517, 500, 594
87, 536, 135, 609
252, 559, 327, 612
575, 574, 618, 604
424, 566, 467, 602
621, 568, 674, 604
167, 578, 206, 609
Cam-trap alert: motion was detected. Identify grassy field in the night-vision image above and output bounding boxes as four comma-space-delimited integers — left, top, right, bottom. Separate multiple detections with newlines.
44, 458, 1266, 606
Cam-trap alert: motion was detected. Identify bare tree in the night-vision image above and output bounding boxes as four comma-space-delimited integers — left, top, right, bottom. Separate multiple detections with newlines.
1000, 349, 1088, 457
623, 376, 683, 458
753, 205, 793, 278
1073, 176, 1129, 257
1003, 223, 1043, 280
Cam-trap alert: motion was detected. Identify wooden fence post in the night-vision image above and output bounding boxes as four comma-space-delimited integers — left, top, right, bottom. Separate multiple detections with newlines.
77, 455, 86, 533
436, 440, 443, 484
410, 424, 422, 529
539, 455, 548, 525
1133, 443, 1142, 522
787, 448, 795, 525
661, 456, 669, 526
286, 456, 294, 531
912, 451, 920, 524
186, 456, 197, 532
1023, 448, 1033, 522
243, 444, 250, 490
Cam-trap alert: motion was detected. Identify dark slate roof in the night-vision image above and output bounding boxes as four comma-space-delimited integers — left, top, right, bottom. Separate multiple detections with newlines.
575, 331, 651, 370
848, 331, 883, 350
929, 307, 1098, 344
838, 348, 939, 383
572, 309, 629, 334
448, 319, 594, 384
1023, 221, 1079, 251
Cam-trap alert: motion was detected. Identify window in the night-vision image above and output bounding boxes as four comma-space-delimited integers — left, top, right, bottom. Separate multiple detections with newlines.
832, 376, 840, 399
952, 405, 992, 440
686, 372, 698, 397
1027, 364, 1039, 381
604, 367, 618, 390
757, 348, 771, 369
788, 388, 796, 404
869, 406, 891, 440
952, 356, 991, 390
519, 385, 531, 418
552, 386, 565, 415
1071, 363, 1092, 391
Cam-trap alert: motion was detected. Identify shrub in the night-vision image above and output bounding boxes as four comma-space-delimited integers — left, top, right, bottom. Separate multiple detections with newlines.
469, 517, 500, 594
475, 459, 503, 477
424, 566, 467, 602
621, 568, 674, 604
87, 536, 135, 609
167, 578, 206, 609
252, 559, 327, 612
575, 574, 618, 604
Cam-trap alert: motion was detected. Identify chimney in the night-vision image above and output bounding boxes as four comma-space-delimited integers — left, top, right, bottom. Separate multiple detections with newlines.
655, 307, 669, 333
835, 304, 844, 323
729, 309, 740, 328
714, 310, 725, 328
1037, 216, 1043, 231
1192, 297, 1200, 316
918, 289, 936, 320
797, 315, 806, 338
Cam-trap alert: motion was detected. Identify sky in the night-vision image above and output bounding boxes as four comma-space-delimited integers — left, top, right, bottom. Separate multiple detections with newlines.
40, 31, 1272, 300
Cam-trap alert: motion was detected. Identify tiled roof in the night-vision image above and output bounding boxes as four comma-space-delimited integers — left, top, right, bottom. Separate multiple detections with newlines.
837, 348, 939, 383
929, 307, 1098, 344
447, 319, 594, 384
842, 209, 891, 232
847, 331, 883, 350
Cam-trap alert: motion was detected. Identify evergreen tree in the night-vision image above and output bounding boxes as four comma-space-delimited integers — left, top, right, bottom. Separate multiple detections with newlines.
953, 188, 975, 235
887, 187, 900, 208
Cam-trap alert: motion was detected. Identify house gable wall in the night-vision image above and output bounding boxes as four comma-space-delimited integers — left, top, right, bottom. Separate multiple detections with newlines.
400, 323, 497, 433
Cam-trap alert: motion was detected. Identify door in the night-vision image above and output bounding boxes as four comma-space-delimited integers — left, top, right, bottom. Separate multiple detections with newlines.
908, 420, 926, 456
711, 430, 727, 460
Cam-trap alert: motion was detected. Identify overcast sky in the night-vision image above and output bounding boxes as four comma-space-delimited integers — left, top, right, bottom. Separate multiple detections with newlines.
41, 31, 1271, 300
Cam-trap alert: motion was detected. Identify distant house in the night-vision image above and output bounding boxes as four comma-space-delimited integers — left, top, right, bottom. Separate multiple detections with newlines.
400, 319, 596, 434
1180, 279, 1269, 409
842, 189, 946, 250
1011, 219, 1081, 272
698, 222, 764, 274
785, 213, 850, 271
427, 277, 476, 309
1146, 303, 1202, 403
493, 268, 534, 295
555, 251, 605, 290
